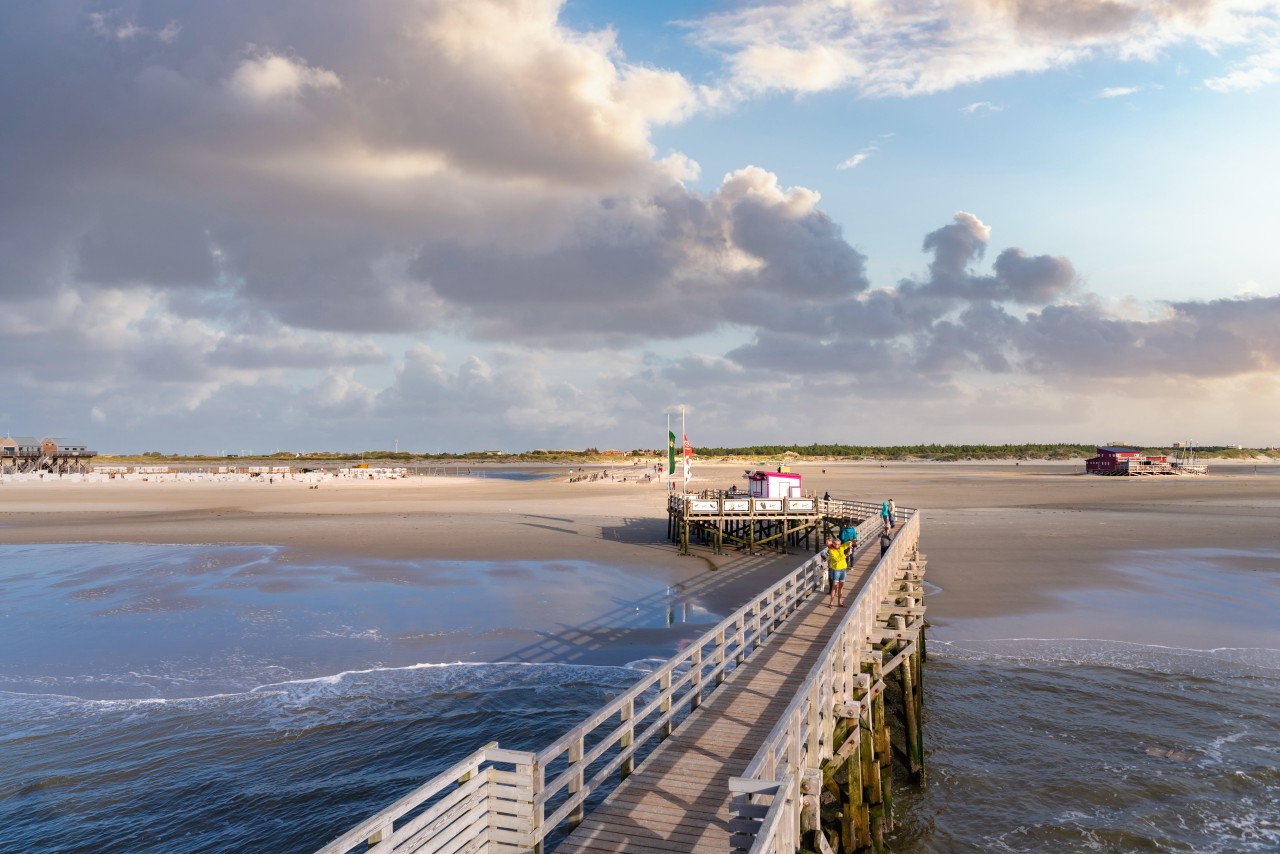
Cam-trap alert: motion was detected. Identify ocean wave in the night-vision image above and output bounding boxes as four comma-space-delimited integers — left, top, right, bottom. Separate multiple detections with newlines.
930, 638, 1280, 679
0, 659, 640, 713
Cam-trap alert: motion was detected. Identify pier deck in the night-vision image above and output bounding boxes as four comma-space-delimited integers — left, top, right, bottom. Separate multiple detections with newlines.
554, 546, 877, 853
315, 507, 926, 854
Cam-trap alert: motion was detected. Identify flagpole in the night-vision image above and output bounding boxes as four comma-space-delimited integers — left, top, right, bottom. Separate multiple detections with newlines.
682, 405, 686, 496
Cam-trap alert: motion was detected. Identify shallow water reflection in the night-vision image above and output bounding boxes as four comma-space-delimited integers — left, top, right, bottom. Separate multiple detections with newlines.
0, 543, 720, 700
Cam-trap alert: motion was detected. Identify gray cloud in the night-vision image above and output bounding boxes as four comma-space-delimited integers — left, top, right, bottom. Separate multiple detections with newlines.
408, 168, 869, 344
903, 212, 1076, 305
714, 211, 1279, 393
1016, 298, 1280, 378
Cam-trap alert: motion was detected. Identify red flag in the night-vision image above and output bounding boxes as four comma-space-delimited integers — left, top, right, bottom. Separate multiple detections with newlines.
682, 435, 692, 484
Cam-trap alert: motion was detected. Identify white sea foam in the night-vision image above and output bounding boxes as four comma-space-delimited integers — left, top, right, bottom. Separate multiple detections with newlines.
1, 659, 638, 710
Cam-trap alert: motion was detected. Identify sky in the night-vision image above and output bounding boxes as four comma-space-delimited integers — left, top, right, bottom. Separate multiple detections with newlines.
3, 0, 1279, 454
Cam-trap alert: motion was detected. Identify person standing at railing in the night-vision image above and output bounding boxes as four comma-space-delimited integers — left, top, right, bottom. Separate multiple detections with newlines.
888, 498, 897, 529
841, 519, 858, 553
881, 499, 893, 531
826, 536, 850, 607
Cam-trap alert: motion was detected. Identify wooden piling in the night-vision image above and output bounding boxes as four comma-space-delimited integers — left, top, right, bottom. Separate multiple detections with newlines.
873, 676, 893, 836
899, 644, 924, 785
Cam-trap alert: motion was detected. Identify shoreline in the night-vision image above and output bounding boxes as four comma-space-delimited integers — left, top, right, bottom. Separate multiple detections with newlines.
3, 462, 1278, 650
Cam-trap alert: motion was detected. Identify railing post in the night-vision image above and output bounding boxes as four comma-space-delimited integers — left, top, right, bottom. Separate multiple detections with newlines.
567, 736, 585, 827
715, 627, 726, 686
805, 680, 821, 768
660, 669, 673, 738
523, 753, 544, 854
365, 819, 392, 853
620, 698, 635, 779
690, 646, 703, 710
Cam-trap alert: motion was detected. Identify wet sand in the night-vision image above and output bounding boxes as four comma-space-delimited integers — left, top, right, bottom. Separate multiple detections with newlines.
3, 461, 1278, 653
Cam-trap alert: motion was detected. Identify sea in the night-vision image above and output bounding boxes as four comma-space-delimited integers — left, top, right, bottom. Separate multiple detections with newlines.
1, 542, 1277, 852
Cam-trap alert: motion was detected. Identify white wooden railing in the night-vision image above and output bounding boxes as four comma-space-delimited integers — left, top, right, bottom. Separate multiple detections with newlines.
316, 506, 910, 854
728, 510, 921, 853
317, 551, 833, 851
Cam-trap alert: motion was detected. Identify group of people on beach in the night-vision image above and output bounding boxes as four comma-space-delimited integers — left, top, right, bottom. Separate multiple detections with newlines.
825, 498, 896, 607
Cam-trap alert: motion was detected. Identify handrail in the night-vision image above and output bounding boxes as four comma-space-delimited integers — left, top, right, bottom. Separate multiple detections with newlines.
315, 502, 912, 854
729, 510, 921, 852
532, 550, 828, 836
316, 540, 834, 852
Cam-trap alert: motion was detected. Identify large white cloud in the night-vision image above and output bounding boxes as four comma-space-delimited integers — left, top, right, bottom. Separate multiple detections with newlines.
688, 0, 1280, 97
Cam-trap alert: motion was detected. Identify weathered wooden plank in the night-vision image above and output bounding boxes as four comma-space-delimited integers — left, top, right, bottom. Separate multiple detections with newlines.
557, 825, 724, 853
552, 595, 855, 854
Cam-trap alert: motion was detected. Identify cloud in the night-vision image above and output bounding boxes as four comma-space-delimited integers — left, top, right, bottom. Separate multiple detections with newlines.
961, 101, 1003, 115
837, 147, 876, 170
1, 0, 725, 338
838, 132, 895, 170
1204, 45, 1280, 92
408, 166, 870, 344
228, 53, 342, 103
1098, 85, 1142, 97
709, 209, 1280, 402
688, 0, 1280, 98
375, 345, 628, 446
89, 12, 180, 42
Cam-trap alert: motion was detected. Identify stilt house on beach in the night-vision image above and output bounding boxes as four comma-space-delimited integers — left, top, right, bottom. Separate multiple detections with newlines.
1085, 445, 1206, 476
0, 435, 96, 474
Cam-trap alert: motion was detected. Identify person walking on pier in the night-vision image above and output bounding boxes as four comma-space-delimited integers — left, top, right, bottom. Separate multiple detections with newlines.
881, 498, 894, 531
879, 527, 892, 557
826, 536, 849, 607
841, 520, 858, 552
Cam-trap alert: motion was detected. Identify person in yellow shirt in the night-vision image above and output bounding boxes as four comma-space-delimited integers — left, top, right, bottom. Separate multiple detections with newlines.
826, 536, 850, 607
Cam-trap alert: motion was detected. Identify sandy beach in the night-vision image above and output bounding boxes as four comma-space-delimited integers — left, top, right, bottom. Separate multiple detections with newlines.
3, 461, 1277, 644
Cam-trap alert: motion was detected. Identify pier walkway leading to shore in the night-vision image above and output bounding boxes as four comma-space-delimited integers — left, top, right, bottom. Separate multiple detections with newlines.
316, 507, 926, 854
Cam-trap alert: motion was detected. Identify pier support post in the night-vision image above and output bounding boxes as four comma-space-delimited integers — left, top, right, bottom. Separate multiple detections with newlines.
859, 700, 884, 853
898, 643, 924, 785
873, 676, 893, 837
799, 770, 824, 853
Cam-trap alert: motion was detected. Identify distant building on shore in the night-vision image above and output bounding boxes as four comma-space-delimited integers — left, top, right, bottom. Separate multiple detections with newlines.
0, 435, 97, 474
1085, 445, 1206, 476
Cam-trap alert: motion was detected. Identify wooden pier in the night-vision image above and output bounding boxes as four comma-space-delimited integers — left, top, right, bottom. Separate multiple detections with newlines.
667, 493, 885, 557
316, 505, 926, 854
